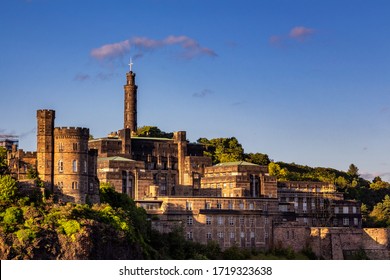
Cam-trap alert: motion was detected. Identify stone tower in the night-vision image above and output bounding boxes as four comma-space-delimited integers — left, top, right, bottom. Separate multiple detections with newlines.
53, 127, 90, 203
37, 109, 55, 191
124, 71, 138, 132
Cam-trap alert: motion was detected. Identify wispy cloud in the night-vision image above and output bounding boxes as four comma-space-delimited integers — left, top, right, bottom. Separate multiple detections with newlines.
289, 26, 315, 41
270, 26, 315, 46
91, 35, 217, 61
193, 89, 213, 98
361, 171, 390, 182
90, 40, 131, 60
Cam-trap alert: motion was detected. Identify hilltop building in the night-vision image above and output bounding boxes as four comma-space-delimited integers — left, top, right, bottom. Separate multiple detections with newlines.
8, 110, 100, 204
7, 67, 362, 252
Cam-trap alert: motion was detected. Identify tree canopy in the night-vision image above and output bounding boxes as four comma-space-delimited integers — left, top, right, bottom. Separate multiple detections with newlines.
0, 147, 8, 175
135, 126, 173, 138
197, 137, 244, 164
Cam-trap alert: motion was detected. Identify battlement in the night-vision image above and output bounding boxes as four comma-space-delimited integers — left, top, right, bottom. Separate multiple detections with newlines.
21, 151, 37, 158
54, 127, 89, 137
37, 109, 55, 117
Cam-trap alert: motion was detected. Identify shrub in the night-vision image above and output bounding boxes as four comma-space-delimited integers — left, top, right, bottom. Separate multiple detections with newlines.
0, 175, 17, 203
58, 219, 81, 236
3, 206, 24, 232
15, 228, 36, 242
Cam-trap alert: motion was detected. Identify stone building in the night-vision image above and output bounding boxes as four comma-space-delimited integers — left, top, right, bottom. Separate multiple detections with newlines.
36, 110, 100, 204
6, 67, 364, 253
277, 181, 361, 228
8, 110, 100, 204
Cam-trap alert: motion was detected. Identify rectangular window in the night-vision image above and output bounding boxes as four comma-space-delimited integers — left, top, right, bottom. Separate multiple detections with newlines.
230, 232, 235, 239
240, 232, 245, 238
228, 202, 233, 210
249, 217, 254, 226
186, 232, 193, 240
83, 161, 87, 173
249, 203, 254, 210
239, 217, 245, 225
218, 232, 224, 239
186, 201, 193, 211
343, 206, 349, 214
250, 232, 255, 239
239, 203, 244, 210
218, 216, 224, 225
72, 160, 77, 172
217, 202, 222, 209
205, 202, 211, 209
352, 206, 357, 214
187, 216, 193, 225
279, 205, 288, 212
59, 142, 64, 152
343, 218, 350, 226
73, 143, 78, 151
206, 216, 212, 225
58, 160, 64, 173
334, 207, 339, 214
206, 232, 212, 240
229, 216, 234, 226
354, 218, 359, 226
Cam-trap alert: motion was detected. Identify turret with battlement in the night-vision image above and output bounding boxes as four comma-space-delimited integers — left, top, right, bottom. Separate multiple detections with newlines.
35, 110, 99, 203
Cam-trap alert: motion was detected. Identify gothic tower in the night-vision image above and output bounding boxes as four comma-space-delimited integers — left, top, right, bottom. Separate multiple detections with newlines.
124, 70, 138, 132
37, 109, 55, 191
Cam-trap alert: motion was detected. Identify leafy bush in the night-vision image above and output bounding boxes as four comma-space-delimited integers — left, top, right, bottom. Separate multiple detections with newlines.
15, 228, 36, 242
0, 175, 17, 203
3, 206, 24, 232
58, 219, 81, 236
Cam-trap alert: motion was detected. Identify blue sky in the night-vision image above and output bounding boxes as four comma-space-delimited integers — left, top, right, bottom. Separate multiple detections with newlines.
1, 0, 390, 181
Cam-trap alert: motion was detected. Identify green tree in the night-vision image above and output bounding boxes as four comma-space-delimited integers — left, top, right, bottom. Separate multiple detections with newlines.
244, 153, 271, 166
369, 195, 390, 227
0, 146, 8, 175
197, 137, 244, 164
373, 176, 382, 183
335, 176, 349, 189
0, 175, 17, 203
348, 164, 359, 178
268, 162, 281, 177
135, 126, 173, 138
370, 180, 390, 191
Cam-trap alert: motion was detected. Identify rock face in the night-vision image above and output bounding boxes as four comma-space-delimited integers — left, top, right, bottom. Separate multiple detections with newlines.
0, 220, 146, 260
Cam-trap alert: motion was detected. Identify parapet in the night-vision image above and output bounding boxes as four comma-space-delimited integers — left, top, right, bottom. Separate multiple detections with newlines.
22, 151, 37, 158
37, 109, 55, 118
54, 127, 89, 138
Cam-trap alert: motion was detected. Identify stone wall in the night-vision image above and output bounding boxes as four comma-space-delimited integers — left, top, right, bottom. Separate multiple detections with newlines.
273, 223, 390, 259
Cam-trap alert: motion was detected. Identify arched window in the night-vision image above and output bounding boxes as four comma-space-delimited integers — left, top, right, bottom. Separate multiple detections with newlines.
72, 160, 77, 172
72, 182, 78, 189
58, 160, 64, 173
